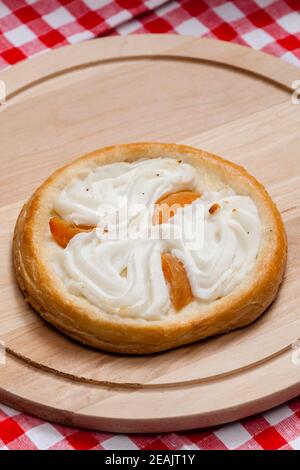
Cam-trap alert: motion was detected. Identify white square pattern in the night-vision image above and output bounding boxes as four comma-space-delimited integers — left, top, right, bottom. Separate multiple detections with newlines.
278, 12, 300, 34
176, 18, 209, 37
4, 25, 36, 47
106, 10, 132, 28
215, 422, 251, 449
68, 31, 94, 44
145, 0, 169, 8
156, 1, 178, 17
83, 0, 112, 9
0, 404, 20, 417
281, 51, 300, 68
0, 4, 10, 19
102, 435, 139, 450
263, 405, 293, 425
181, 443, 199, 450
255, 0, 276, 6
242, 29, 273, 49
117, 19, 141, 35
44, 7, 74, 28
27, 423, 62, 450
214, 2, 244, 22
290, 437, 300, 450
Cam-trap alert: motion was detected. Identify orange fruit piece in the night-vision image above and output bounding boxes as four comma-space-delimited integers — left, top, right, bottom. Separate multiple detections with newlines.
161, 252, 193, 311
153, 190, 200, 225
49, 217, 95, 248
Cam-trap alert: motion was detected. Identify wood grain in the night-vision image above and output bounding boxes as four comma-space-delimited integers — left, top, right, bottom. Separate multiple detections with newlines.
0, 35, 299, 432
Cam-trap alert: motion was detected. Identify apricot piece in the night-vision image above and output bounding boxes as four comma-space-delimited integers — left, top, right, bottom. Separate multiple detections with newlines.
161, 252, 193, 311
153, 190, 200, 225
49, 217, 95, 248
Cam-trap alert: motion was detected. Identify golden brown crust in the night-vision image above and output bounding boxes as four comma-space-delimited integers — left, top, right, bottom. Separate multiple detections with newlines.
13, 143, 287, 354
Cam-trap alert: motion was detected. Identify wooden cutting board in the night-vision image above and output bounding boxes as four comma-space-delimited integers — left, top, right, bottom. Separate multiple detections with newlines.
0, 35, 300, 433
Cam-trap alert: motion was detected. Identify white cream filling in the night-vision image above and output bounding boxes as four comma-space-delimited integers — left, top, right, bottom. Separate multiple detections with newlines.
51, 158, 261, 320
54, 158, 196, 233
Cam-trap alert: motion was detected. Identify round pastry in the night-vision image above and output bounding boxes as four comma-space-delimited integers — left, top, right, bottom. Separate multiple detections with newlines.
13, 143, 287, 354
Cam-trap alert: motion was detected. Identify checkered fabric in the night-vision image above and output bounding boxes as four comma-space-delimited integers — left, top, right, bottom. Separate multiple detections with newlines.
0, 0, 299, 68
0, 0, 299, 451
1, 399, 300, 450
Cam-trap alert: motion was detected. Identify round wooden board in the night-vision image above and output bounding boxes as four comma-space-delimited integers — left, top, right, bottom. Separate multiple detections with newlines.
1, 35, 300, 433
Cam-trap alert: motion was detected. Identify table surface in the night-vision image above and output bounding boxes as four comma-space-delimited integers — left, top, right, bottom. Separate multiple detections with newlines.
0, 0, 299, 451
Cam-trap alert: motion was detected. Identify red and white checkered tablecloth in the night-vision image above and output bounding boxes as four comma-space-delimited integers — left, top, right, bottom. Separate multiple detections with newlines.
0, 0, 299, 451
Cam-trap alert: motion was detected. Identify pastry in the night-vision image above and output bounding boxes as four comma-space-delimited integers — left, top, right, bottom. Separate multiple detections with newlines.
13, 143, 287, 354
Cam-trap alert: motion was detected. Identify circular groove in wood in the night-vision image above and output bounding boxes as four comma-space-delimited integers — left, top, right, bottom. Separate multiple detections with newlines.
1, 349, 300, 433
6, 343, 292, 390
5, 55, 290, 104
